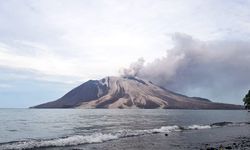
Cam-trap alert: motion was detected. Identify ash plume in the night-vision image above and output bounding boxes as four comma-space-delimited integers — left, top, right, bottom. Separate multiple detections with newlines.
120, 58, 145, 78
123, 33, 250, 103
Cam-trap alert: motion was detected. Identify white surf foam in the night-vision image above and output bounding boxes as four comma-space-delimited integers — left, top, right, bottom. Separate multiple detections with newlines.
187, 125, 211, 130
0, 124, 214, 149
0, 133, 119, 150
150, 125, 181, 133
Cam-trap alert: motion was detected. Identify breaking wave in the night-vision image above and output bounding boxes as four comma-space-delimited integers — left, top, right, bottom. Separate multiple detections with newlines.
187, 125, 211, 130
0, 133, 119, 150
0, 121, 249, 149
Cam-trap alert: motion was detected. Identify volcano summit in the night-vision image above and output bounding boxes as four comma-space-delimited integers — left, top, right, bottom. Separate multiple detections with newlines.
32, 77, 242, 109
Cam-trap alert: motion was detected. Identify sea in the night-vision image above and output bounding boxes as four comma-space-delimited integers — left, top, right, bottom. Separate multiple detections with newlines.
0, 109, 249, 150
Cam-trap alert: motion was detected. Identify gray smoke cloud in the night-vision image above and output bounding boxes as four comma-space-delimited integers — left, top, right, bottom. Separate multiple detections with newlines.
125, 33, 250, 104
120, 58, 145, 78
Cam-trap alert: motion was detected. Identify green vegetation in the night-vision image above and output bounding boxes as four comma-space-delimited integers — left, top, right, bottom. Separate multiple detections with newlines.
243, 90, 250, 109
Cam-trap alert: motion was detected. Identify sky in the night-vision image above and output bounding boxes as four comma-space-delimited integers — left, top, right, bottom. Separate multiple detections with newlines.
0, 0, 250, 107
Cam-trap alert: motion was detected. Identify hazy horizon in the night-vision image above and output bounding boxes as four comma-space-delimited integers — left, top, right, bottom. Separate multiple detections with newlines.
0, 0, 250, 107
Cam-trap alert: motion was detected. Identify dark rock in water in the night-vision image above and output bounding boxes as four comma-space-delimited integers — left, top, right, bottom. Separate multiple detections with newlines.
179, 126, 185, 130
152, 131, 159, 134
225, 146, 232, 149
210, 122, 233, 127
206, 147, 217, 150
165, 133, 168, 136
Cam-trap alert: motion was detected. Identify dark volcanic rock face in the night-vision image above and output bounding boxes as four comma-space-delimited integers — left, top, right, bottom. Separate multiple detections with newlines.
32, 76, 243, 109
32, 80, 109, 108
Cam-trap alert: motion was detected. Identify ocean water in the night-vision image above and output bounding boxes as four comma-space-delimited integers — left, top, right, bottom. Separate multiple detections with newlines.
0, 109, 249, 149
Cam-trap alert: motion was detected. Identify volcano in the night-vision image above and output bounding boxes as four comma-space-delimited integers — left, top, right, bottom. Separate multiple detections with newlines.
32, 76, 242, 109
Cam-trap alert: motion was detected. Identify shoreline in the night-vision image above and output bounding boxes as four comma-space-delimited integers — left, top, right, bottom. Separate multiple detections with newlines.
53, 135, 250, 150
201, 136, 250, 150
39, 125, 250, 150
0, 109, 249, 150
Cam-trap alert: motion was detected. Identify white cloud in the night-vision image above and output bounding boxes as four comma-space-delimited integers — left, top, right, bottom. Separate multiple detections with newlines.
0, 42, 79, 76
0, 0, 250, 105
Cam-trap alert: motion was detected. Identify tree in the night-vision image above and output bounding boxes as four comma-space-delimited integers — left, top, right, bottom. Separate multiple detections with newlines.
243, 90, 250, 109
